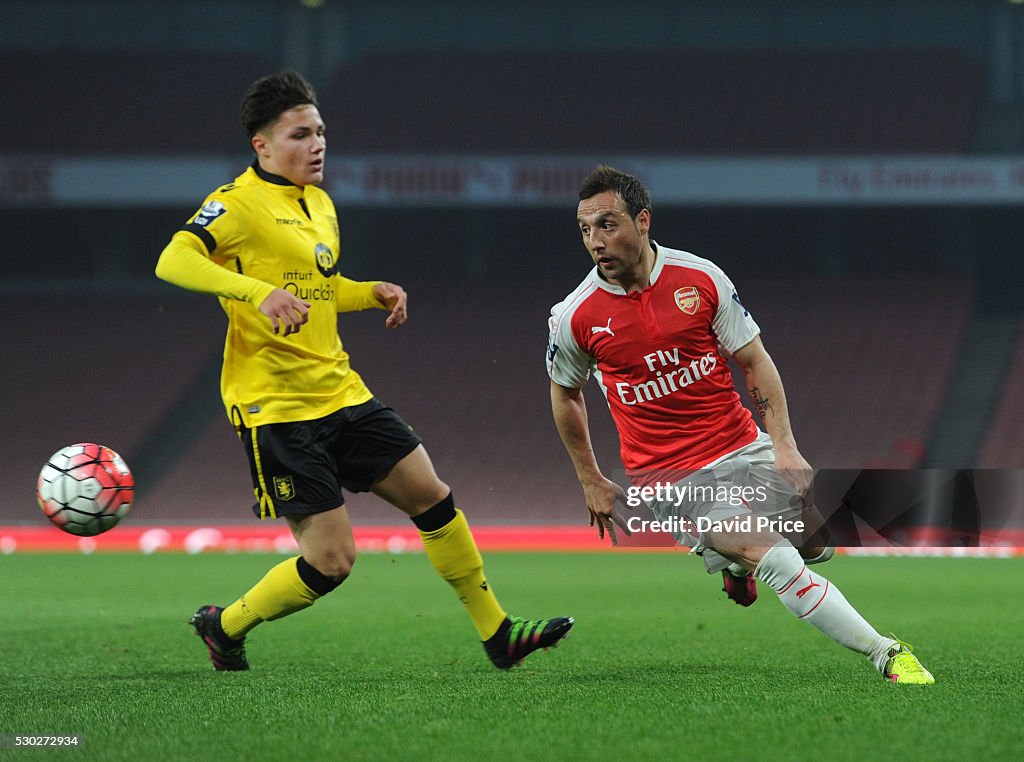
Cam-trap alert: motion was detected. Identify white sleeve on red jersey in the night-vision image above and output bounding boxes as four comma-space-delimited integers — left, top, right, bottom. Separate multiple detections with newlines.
709, 266, 761, 354
547, 293, 594, 388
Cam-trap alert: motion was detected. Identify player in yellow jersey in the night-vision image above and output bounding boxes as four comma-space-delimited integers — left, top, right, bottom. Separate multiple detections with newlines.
155, 70, 572, 671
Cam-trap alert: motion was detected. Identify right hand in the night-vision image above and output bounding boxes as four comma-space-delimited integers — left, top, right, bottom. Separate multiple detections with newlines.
581, 475, 633, 546
259, 289, 311, 336
372, 281, 409, 329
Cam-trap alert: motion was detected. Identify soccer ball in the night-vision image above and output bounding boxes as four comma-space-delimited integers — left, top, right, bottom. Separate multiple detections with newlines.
36, 443, 135, 536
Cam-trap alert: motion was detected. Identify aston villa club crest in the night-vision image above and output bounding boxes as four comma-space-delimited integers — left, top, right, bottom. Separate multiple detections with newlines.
273, 475, 296, 502
674, 286, 700, 315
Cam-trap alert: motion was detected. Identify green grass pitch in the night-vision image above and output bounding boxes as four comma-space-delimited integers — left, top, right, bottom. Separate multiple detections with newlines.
2, 551, 1022, 760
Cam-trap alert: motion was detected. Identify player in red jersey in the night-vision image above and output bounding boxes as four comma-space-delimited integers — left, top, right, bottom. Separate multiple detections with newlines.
547, 165, 934, 684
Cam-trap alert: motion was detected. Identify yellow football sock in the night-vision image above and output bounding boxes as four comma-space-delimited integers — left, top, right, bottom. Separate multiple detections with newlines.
220, 556, 319, 639
418, 508, 507, 640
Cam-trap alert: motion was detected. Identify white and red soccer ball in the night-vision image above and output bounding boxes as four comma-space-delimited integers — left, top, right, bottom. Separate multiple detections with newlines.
36, 443, 134, 536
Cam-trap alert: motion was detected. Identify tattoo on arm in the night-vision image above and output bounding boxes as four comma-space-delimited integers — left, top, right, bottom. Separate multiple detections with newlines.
750, 386, 773, 421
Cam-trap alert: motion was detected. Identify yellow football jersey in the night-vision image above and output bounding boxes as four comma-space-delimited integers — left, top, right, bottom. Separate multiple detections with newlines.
156, 164, 382, 427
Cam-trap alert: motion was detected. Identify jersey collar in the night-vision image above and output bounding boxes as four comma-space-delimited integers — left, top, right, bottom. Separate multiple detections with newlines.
589, 241, 665, 295
251, 161, 297, 187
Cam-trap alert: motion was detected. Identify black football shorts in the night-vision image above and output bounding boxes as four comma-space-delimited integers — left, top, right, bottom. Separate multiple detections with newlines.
239, 398, 423, 520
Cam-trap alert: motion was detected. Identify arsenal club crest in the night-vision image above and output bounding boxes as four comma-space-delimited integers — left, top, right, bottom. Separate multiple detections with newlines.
674, 286, 700, 315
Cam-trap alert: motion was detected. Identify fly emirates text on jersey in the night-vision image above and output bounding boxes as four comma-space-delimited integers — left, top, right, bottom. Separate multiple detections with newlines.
615, 347, 717, 406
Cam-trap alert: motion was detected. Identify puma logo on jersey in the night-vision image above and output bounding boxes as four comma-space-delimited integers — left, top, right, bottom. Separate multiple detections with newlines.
591, 318, 614, 336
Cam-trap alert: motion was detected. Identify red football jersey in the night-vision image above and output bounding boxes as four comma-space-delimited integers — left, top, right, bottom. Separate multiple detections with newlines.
547, 243, 761, 481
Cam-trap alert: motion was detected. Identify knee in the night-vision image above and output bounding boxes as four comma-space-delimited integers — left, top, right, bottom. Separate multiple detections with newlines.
710, 530, 779, 570
722, 544, 765, 570
799, 543, 825, 560
417, 479, 451, 514
301, 549, 356, 585
799, 544, 835, 565
398, 477, 451, 518
322, 550, 356, 581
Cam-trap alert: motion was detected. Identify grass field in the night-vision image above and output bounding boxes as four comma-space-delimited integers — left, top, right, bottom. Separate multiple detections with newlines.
2, 551, 1022, 761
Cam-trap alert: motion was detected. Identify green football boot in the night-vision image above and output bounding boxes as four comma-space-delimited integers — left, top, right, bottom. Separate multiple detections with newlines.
883, 636, 934, 685
483, 615, 574, 669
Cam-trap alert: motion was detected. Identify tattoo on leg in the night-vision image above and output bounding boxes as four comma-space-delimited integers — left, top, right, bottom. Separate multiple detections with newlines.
750, 386, 773, 420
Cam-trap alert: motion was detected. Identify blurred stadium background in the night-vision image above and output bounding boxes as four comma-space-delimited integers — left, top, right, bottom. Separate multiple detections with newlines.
2, 0, 1023, 533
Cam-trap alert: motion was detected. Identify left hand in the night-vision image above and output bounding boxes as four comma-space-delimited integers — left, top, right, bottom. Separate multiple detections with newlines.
580, 475, 634, 546
774, 445, 813, 505
372, 282, 408, 328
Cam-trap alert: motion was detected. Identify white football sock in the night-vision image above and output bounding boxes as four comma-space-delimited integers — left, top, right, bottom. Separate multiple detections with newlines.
755, 541, 895, 670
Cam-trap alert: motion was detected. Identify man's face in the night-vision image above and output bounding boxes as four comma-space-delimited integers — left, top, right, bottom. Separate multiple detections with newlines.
576, 191, 649, 283
252, 104, 326, 186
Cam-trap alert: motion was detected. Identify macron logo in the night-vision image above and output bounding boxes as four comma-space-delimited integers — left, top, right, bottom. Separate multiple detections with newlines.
591, 318, 614, 337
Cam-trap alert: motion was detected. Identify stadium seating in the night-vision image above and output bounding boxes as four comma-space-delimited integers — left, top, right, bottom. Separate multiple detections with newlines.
4, 47, 981, 155
3, 51, 271, 154
743, 274, 971, 469
323, 49, 982, 154
975, 319, 1024, 468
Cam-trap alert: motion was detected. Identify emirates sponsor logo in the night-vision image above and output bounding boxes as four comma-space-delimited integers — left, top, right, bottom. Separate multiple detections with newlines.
615, 348, 718, 406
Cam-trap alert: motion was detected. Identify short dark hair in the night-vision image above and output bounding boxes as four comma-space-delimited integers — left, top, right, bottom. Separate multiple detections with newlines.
578, 165, 652, 220
240, 70, 319, 139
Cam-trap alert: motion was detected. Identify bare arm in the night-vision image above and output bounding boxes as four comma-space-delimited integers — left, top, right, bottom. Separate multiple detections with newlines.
550, 380, 631, 545
732, 335, 811, 490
